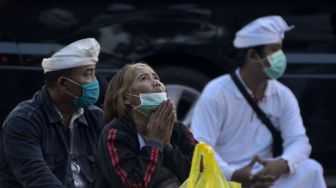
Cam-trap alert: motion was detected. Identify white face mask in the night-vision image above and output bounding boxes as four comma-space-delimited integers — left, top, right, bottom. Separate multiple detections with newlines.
128, 92, 167, 117
264, 50, 287, 79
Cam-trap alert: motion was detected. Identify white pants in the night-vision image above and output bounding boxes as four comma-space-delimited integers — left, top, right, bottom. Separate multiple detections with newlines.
272, 159, 326, 188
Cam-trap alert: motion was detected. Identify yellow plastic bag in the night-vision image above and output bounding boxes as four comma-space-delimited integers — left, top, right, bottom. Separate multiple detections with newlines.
180, 142, 241, 188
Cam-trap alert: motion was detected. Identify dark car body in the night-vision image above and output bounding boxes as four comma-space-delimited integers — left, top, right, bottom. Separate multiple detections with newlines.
1, 0, 336, 183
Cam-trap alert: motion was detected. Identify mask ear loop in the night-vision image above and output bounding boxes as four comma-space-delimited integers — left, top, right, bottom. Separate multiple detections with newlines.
61, 77, 81, 99
258, 57, 268, 69
251, 49, 265, 66
63, 89, 79, 99
125, 93, 141, 109
62, 77, 81, 87
254, 51, 269, 69
127, 93, 140, 98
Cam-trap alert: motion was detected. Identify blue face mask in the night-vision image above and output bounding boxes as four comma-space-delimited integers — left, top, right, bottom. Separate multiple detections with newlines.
129, 92, 167, 117
63, 78, 100, 108
264, 50, 287, 79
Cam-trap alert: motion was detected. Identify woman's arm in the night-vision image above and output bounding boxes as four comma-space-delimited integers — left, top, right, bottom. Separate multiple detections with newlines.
163, 122, 197, 183
97, 126, 164, 188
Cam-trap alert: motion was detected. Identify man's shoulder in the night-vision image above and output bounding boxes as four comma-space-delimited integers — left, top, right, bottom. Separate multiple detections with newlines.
208, 74, 231, 85
2, 101, 43, 137
4, 98, 41, 126
201, 74, 234, 98
204, 74, 232, 91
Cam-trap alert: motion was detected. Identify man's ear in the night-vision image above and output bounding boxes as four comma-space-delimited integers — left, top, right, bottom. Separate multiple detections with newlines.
56, 77, 66, 90
247, 49, 259, 59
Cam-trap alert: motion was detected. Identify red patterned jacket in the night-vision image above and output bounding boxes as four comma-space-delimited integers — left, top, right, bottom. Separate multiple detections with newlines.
94, 118, 197, 188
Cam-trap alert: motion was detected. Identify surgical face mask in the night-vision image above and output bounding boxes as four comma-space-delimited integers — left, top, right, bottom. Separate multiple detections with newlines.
264, 50, 287, 79
128, 92, 167, 117
63, 78, 100, 108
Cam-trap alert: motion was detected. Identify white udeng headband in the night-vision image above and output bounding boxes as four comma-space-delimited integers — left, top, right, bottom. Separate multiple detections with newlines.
42, 56, 97, 73
233, 16, 294, 48
41, 38, 100, 73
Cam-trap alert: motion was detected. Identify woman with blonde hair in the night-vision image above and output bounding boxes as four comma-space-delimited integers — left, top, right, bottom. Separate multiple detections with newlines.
94, 62, 197, 188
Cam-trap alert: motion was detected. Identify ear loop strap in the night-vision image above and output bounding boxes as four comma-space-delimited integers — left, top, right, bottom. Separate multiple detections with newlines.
251, 52, 267, 70
63, 89, 79, 99
253, 49, 270, 68
126, 93, 141, 109
127, 93, 140, 98
62, 77, 81, 87
61, 77, 81, 99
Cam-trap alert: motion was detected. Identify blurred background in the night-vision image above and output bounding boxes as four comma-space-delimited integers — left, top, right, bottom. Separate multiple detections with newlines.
1, 0, 336, 186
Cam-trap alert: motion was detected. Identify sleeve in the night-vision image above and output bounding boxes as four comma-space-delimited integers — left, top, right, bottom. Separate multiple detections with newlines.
279, 88, 312, 174
101, 127, 164, 188
190, 94, 235, 180
162, 122, 197, 183
2, 117, 65, 188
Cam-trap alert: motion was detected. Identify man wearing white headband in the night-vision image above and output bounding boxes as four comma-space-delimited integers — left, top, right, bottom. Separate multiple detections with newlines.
191, 16, 326, 187
0, 38, 103, 188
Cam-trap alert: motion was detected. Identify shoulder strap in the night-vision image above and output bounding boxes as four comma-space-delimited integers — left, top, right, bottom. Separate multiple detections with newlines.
230, 72, 283, 156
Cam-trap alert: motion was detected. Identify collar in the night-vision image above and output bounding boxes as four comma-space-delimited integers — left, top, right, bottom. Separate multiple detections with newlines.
233, 69, 276, 100
70, 108, 88, 128
76, 109, 88, 127
55, 106, 88, 128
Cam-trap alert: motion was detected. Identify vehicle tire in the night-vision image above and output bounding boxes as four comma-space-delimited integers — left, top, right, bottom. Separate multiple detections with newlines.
155, 66, 210, 127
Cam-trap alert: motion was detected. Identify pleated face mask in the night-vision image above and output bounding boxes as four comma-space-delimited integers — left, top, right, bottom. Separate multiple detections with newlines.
264, 50, 287, 79
63, 78, 100, 108
128, 92, 167, 117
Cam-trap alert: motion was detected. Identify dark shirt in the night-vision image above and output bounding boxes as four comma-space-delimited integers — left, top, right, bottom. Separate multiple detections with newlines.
94, 118, 197, 188
0, 86, 103, 188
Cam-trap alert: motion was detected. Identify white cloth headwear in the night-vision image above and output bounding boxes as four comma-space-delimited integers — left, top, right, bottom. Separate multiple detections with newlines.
233, 15, 294, 48
42, 38, 100, 73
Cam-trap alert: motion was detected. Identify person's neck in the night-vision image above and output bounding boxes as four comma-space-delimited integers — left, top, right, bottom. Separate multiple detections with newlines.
239, 68, 267, 98
48, 87, 77, 126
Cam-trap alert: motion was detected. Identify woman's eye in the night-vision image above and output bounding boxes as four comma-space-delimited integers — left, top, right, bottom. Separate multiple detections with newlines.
141, 76, 148, 81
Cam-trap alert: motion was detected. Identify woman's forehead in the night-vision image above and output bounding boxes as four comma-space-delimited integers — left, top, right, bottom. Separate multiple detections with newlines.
134, 66, 156, 75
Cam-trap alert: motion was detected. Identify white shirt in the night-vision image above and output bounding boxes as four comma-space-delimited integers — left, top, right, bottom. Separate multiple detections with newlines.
191, 70, 311, 180
138, 134, 146, 149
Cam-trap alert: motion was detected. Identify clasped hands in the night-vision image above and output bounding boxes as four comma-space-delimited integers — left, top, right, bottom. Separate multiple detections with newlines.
232, 156, 289, 188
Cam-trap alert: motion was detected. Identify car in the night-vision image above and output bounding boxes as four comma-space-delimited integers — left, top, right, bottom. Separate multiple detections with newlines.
1, 0, 336, 185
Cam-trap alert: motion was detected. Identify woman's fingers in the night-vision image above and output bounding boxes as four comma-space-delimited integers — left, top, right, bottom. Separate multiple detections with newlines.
147, 98, 176, 143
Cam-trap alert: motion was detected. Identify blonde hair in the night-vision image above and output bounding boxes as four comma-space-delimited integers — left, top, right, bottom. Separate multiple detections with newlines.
103, 62, 155, 124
